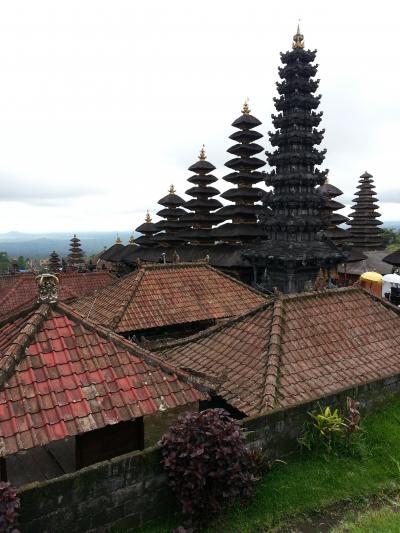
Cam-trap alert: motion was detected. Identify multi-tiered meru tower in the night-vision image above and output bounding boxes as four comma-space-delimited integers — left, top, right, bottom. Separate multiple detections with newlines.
347, 172, 385, 251
243, 26, 345, 293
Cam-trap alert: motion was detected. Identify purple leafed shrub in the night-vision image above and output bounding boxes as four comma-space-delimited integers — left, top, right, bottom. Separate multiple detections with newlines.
0, 482, 20, 533
160, 409, 260, 524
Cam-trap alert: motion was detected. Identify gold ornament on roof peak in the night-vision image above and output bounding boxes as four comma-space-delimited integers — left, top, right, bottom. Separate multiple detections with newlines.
168, 184, 176, 194
242, 98, 251, 115
145, 211, 152, 223
198, 144, 207, 160
115, 234, 122, 245
292, 22, 304, 49
128, 234, 135, 244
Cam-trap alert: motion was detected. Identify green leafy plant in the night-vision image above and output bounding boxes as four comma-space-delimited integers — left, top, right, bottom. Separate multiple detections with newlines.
298, 398, 365, 457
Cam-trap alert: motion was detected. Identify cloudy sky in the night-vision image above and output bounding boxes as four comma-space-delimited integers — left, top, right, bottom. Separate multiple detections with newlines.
0, 0, 398, 233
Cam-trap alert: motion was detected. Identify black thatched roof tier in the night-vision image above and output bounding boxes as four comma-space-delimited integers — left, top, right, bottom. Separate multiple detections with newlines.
99, 242, 124, 262
181, 147, 222, 245
221, 188, 264, 202
217, 204, 263, 218
229, 129, 263, 143
213, 223, 267, 240
316, 178, 349, 246
223, 171, 266, 185
383, 249, 400, 266
134, 212, 159, 248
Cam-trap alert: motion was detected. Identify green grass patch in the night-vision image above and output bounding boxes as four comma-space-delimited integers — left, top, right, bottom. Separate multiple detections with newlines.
142, 397, 400, 532
333, 497, 400, 532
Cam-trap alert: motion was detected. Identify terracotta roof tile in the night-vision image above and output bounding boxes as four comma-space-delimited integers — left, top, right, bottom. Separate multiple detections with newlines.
70, 263, 267, 333
0, 272, 115, 321
0, 303, 205, 457
163, 287, 400, 416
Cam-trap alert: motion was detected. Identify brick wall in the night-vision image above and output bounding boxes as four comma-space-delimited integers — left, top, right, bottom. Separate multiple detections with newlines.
18, 375, 400, 532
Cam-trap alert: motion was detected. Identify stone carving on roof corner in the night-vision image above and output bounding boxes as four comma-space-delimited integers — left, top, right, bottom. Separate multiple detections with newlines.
36, 272, 59, 303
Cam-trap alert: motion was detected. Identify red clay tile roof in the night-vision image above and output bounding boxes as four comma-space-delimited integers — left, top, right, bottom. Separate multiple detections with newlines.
70, 263, 267, 333
163, 287, 400, 416
0, 303, 205, 457
0, 272, 116, 321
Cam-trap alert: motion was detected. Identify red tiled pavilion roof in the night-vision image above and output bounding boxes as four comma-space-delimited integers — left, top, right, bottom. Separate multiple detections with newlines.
70, 263, 267, 333
0, 303, 205, 457
163, 287, 400, 416
0, 272, 116, 321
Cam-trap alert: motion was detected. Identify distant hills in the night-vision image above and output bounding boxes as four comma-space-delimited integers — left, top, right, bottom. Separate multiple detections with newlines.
0, 231, 136, 259
0, 223, 399, 259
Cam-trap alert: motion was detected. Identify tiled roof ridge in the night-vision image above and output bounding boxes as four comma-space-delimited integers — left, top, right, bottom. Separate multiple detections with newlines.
258, 297, 285, 411
109, 268, 147, 329
159, 299, 275, 352
140, 261, 210, 271
56, 301, 212, 394
281, 285, 360, 302
0, 304, 50, 389
359, 287, 400, 317
0, 301, 38, 328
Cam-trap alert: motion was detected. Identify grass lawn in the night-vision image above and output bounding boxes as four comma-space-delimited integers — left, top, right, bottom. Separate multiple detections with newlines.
142, 396, 400, 532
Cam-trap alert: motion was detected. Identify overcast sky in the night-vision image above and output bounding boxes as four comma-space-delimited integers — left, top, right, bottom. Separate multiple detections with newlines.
0, 0, 399, 234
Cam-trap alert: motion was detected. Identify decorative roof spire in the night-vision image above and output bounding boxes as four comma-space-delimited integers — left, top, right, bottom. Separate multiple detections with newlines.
145, 211, 152, 223
292, 22, 304, 49
36, 272, 59, 303
198, 144, 207, 160
115, 234, 122, 245
242, 98, 251, 115
128, 234, 135, 244
168, 184, 176, 194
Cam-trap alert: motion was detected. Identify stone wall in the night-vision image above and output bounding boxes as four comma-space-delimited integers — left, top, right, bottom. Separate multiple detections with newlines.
19, 445, 171, 533
18, 374, 400, 532
243, 374, 400, 460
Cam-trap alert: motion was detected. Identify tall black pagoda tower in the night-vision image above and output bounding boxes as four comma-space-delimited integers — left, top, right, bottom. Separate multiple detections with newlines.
213, 101, 267, 244
48, 250, 62, 272
243, 26, 344, 293
180, 146, 222, 245
67, 234, 85, 268
347, 172, 385, 251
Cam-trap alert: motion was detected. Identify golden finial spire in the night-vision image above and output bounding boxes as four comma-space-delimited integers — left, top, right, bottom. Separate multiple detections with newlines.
145, 210, 152, 223
198, 144, 207, 160
292, 20, 304, 49
242, 98, 251, 115
168, 184, 176, 194
128, 234, 135, 244
115, 234, 122, 245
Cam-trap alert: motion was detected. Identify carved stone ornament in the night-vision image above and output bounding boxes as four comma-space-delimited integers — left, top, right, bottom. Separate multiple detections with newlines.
36, 272, 59, 303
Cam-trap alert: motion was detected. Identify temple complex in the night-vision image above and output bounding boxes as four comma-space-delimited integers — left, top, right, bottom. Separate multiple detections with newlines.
346, 172, 386, 251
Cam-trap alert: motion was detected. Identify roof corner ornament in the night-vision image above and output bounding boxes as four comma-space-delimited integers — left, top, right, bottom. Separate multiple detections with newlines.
292, 22, 304, 49
242, 98, 251, 115
36, 272, 59, 303
198, 144, 207, 160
